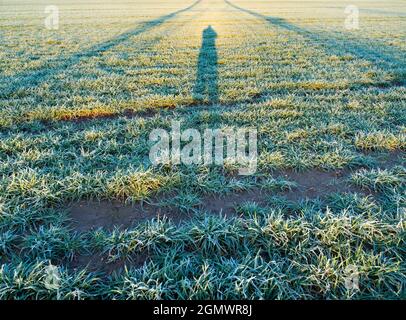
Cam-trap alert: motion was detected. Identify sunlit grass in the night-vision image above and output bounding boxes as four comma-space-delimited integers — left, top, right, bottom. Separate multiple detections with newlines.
0, 0, 405, 300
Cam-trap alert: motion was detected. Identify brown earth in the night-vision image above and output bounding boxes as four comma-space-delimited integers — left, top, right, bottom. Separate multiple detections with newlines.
68, 151, 404, 233
67, 168, 356, 233
68, 252, 147, 275
69, 198, 187, 233
66, 151, 403, 274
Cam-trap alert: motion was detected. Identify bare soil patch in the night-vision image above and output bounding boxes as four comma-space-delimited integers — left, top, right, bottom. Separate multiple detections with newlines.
68, 252, 147, 275
279, 169, 357, 201
67, 169, 359, 232
203, 189, 267, 215
202, 169, 362, 214
67, 152, 404, 232
367, 150, 404, 169
65, 153, 403, 274
68, 199, 187, 232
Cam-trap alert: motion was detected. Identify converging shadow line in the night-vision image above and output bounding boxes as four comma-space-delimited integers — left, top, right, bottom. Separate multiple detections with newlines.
1, 0, 202, 96
224, 0, 405, 79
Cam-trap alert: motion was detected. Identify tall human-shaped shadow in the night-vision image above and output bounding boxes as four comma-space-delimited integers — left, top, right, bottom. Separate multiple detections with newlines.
193, 26, 219, 103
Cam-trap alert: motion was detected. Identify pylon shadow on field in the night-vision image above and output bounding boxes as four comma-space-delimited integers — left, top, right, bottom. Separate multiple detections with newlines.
193, 25, 219, 103
1, 0, 202, 97
224, 0, 405, 85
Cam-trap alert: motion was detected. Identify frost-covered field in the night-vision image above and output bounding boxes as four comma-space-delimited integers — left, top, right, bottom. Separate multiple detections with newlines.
0, 0, 405, 299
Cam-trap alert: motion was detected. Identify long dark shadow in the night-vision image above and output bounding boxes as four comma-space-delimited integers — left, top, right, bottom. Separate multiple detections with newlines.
1, 0, 201, 97
360, 8, 406, 17
224, 0, 405, 85
193, 25, 219, 103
